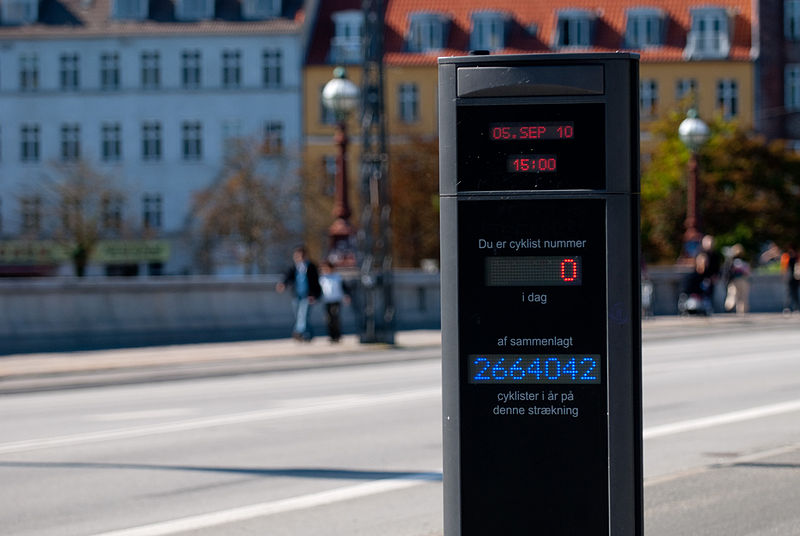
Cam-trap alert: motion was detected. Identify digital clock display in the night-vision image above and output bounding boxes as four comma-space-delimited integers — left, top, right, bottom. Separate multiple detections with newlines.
468, 354, 601, 384
456, 103, 605, 191
486, 256, 582, 286
490, 122, 574, 141
507, 155, 557, 173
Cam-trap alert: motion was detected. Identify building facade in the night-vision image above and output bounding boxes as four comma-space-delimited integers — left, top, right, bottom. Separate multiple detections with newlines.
303, 0, 757, 261
0, 0, 309, 276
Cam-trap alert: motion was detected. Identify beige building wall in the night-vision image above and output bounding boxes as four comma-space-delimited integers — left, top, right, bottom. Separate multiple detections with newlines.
639, 61, 754, 155
302, 64, 438, 258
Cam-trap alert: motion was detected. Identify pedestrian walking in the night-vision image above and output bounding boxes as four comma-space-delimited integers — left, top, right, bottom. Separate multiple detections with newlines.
319, 260, 350, 343
723, 244, 750, 314
782, 245, 800, 314
276, 246, 322, 341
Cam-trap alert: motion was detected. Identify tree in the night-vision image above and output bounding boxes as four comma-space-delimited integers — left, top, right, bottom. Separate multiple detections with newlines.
192, 139, 299, 274
42, 160, 125, 276
642, 111, 800, 263
390, 137, 440, 268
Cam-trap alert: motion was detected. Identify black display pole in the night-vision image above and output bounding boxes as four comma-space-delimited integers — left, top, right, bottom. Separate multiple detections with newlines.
439, 53, 642, 535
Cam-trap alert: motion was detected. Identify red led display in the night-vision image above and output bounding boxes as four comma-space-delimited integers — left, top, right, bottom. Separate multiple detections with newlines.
490, 122, 575, 141
507, 155, 557, 173
561, 258, 578, 282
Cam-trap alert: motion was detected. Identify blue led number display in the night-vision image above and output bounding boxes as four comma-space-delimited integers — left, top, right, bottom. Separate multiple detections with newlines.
468, 354, 601, 384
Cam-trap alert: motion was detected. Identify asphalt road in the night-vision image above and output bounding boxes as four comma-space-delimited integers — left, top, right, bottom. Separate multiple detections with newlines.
2, 318, 800, 535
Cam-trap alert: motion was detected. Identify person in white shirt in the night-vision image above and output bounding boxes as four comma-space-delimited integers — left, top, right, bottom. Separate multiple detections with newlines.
319, 260, 350, 342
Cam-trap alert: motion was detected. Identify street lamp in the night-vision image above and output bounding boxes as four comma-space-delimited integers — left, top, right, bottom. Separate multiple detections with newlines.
678, 108, 710, 258
322, 67, 360, 267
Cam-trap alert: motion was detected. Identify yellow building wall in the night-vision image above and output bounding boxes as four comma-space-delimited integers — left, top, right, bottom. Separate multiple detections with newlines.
639, 61, 754, 155
302, 64, 438, 258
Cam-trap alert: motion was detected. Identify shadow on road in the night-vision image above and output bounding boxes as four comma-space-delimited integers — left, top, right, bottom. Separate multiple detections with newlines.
0, 461, 443, 481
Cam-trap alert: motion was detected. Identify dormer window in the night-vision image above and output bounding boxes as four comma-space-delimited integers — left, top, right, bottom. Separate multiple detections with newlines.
330, 10, 364, 64
176, 0, 214, 20
470, 11, 509, 51
1, 0, 38, 25
112, 0, 147, 20
242, 0, 280, 20
555, 10, 595, 48
684, 7, 730, 60
408, 12, 450, 52
625, 8, 665, 48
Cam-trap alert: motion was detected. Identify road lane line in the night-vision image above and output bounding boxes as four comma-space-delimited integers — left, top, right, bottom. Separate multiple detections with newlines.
87, 472, 442, 536
0, 387, 440, 455
643, 399, 800, 439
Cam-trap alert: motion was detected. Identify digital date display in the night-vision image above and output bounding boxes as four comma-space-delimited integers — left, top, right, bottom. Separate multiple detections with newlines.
457, 103, 604, 190
489, 122, 575, 141
486, 256, 582, 286
469, 354, 601, 384
507, 155, 557, 173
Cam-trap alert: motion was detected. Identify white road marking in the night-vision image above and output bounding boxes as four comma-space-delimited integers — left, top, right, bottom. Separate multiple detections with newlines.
87, 473, 441, 536
0, 387, 440, 455
643, 398, 800, 439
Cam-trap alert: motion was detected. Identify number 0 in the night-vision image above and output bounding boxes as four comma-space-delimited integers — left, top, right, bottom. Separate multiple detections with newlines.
561, 258, 578, 282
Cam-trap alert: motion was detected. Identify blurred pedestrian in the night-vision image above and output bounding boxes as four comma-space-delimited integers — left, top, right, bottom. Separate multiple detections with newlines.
319, 260, 350, 343
723, 244, 750, 314
276, 246, 322, 341
679, 252, 712, 315
782, 245, 800, 314
700, 235, 721, 307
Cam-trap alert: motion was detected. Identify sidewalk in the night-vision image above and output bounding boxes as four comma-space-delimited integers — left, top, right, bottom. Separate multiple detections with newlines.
1, 313, 796, 394
0, 330, 443, 394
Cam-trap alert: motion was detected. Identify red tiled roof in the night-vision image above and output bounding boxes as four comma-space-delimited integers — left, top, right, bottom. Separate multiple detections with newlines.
310, 0, 754, 66
0, 0, 303, 39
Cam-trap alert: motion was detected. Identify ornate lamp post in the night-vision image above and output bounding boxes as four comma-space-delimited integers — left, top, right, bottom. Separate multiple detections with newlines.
678, 108, 710, 258
321, 67, 360, 267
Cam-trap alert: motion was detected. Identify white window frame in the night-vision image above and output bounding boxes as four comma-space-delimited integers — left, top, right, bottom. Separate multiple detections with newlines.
470, 11, 509, 51
141, 51, 160, 89
263, 121, 284, 154
717, 78, 738, 118
640, 79, 659, 118
555, 10, 594, 48
182, 50, 202, 89
408, 12, 448, 52
787, 0, 800, 40
176, 0, 213, 20
625, 8, 665, 48
242, 0, 280, 20
19, 53, 39, 92
102, 195, 124, 233
331, 10, 364, 64
676, 78, 698, 103
262, 49, 282, 88
112, 0, 147, 19
2, 0, 38, 24
21, 196, 42, 234
100, 52, 120, 91
101, 123, 122, 161
20, 124, 40, 162
787, 65, 800, 110
398, 83, 419, 123
59, 53, 80, 91
60, 124, 81, 162
142, 193, 163, 230
142, 122, 162, 161
222, 50, 242, 89
684, 7, 730, 59
181, 121, 203, 160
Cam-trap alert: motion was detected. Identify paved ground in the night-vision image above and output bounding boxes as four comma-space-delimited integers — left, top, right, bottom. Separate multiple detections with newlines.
1, 313, 797, 394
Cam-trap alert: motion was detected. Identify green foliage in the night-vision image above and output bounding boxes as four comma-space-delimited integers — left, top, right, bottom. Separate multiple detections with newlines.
642, 112, 800, 263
